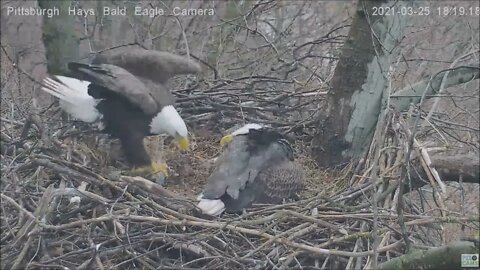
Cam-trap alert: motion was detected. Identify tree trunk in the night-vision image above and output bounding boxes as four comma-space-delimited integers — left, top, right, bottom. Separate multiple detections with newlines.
38, 0, 79, 74
312, 0, 410, 167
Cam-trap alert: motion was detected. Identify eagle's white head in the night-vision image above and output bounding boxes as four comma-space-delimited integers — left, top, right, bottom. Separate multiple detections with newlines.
150, 105, 189, 150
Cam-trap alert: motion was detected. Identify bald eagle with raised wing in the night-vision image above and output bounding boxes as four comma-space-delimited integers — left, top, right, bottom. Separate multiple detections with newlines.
41, 49, 200, 179
197, 124, 305, 215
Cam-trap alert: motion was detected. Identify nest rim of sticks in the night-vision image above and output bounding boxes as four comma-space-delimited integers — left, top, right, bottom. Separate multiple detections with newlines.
1, 109, 479, 270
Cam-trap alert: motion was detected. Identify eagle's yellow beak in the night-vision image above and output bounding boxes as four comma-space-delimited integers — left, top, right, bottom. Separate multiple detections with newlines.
176, 136, 189, 150
220, 134, 233, 146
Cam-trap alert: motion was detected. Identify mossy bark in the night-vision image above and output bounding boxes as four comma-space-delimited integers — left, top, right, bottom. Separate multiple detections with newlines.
378, 241, 479, 270
312, 0, 410, 167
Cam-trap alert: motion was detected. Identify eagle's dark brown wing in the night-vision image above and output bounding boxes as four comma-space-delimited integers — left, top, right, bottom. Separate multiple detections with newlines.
92, 48, 201, 84
137, 77, 175, 109
68, 62, 159, 115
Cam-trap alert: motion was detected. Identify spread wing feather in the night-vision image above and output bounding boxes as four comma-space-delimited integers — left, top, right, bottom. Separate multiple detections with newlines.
93, 48, 201, 84
68, 62, 158, 115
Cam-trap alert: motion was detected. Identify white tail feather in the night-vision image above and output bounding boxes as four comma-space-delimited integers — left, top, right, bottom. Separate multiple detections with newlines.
197, 198, 226, 216
41, 76, 100, 123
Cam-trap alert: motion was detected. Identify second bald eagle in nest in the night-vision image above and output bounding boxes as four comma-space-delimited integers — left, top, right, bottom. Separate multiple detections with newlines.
41, 49, 201, 178
197, 124, 305, 215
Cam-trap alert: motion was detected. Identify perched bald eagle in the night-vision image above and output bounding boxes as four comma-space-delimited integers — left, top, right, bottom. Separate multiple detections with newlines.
197, 124, 305, 215
41, 49, 201, 178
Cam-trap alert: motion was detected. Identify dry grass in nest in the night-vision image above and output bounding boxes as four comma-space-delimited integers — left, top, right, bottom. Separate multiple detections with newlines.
159, 133, 335, 202
157, 132, 338, 203
162, 134, 221, 198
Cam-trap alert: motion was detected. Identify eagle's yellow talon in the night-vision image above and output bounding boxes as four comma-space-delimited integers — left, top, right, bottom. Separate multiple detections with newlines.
127, 162, 169, 177
220, 134, 233, 146
150, 162, 169, 177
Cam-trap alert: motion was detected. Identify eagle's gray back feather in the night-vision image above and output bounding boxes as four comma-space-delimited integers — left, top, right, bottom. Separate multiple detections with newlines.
203, 133, 304, 208
202, 135, 253, 199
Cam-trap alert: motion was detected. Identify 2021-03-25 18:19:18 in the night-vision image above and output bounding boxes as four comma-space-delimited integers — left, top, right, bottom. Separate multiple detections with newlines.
371, 6, 480, 16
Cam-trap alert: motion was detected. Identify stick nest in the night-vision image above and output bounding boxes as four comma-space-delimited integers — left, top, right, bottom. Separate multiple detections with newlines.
1, 109, 478, 270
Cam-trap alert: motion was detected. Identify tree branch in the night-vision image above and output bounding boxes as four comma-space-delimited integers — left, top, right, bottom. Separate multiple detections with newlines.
391, 64, 480, 111
377, 241, 478, 270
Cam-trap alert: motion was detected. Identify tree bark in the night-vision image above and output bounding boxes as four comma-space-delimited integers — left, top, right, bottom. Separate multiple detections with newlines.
312, 0, 410, 167
38, 0, 79, 74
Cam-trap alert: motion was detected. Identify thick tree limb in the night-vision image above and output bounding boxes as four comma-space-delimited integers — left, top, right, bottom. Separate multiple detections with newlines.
412, 150, 479, 185
391, 64, 480, 111
377, 241, 478, 270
